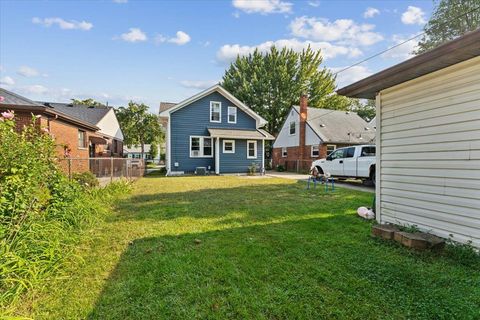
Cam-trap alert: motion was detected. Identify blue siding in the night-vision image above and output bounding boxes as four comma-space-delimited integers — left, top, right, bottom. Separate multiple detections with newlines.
220, 139, 263, 173
170, 91, 259, 173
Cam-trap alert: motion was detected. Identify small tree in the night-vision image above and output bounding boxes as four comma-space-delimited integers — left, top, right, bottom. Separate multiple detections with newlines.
349, 99, 376, 122
71, 98, 105, 107
149, 142, 158, 161
116, 102, 163, 159
415, 0, 480, 54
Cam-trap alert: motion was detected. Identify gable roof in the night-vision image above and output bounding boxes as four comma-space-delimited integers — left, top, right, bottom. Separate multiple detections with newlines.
159, 102, 177, 113
38, 102, 111, 126
337, 28, 480, 99
159, 84, 267, 127
293, 106, 375, 144
0, 87, 44, 108
0, 88, 98, 131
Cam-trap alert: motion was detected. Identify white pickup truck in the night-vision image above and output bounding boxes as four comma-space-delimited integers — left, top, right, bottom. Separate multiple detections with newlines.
311, 145, 376, 185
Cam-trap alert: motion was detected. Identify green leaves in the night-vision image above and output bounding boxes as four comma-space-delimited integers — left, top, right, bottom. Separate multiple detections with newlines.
221, 46, 349, 135
415, 0, 480, 54
116, 102, 164, 157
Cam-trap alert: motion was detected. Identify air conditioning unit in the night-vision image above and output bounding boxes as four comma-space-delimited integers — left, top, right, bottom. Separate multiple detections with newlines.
192, 150, 200, 157
195, 167, 207, 175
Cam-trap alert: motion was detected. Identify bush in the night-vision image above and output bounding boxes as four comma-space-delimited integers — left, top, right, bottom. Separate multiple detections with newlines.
0, 112, 131, 312
276, 164, 285, 172
72, 171, 99, 188
247, 162, 259, 176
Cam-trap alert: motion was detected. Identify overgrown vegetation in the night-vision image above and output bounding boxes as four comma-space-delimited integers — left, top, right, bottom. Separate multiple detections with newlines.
0, 112, 131, 314
72, 171, 100, 188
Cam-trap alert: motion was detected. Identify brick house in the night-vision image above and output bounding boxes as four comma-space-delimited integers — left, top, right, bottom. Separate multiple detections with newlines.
272, 95, 375, 171
1, 88, 107, 173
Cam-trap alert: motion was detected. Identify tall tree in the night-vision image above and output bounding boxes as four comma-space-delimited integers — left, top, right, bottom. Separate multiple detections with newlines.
415, 0, 480, 54
116, 102, 163, 158
348, 99, 376, 122
221, 46, 349, 135
71, 98, 105, 107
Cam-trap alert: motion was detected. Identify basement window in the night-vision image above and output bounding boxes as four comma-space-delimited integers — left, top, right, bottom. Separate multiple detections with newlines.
282, 147, 287, 157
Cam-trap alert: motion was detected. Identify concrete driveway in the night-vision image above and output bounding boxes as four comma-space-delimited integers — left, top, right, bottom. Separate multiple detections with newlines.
266, 171, 375, 193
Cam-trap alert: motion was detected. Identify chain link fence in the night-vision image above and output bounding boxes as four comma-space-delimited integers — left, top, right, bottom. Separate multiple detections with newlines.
58, 158, 145, 185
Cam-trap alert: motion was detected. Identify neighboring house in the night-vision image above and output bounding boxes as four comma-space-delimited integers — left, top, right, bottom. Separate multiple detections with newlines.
0, 88, 99, 172
124, 144, 160, 162
337, 29, 480, 248
272, 95, 375, 171
38, 102, 124, 157
159, 84, 274, 175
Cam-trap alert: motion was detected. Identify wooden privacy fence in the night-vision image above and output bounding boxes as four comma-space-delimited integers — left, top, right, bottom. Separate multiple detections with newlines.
57, 158, 145, 182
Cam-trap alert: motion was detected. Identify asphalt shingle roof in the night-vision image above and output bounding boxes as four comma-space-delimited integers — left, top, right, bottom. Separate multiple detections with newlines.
0, 88, 44, 108
38, 102, 111, 126
159, 102, 177, 113
293, 106, 375, 144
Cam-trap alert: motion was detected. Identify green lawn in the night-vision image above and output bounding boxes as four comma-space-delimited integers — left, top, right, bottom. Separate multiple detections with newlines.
17, 176, 480, 319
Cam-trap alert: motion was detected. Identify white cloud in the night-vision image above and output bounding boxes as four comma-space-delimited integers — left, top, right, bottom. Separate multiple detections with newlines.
22, 84, 49, 94
381, 35, 419, 60
119, 28, 148, 42
155, 31, 191, 45
32, 17, 93, 30
330, 65, 372, 88
216, 38, 362, 64
0, 76, 15, 86
168, 31, 191, 45
180, 80, 218, 90
17, 65, 39, 77
308, 1, 320, 8
232, 0, 292, 14
289, 16, 383, 46
364, 7, 380, 18
401, 6, 426, 25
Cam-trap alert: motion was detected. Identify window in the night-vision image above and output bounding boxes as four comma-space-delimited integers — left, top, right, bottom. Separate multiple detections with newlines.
190, 136, 214, 158
78, 130, 86, 148
345, 147, 355, 158
326, 144, 336, 155
311, 145, 319, 157
247, 140, 257, 159
227, 106, 237, 123
223, 140, 235, 153
361, 146, 376, 157
210, 101, 221, 123
289, 121, 296, 135
329, 148, 345, 160
282, 147, 287, 157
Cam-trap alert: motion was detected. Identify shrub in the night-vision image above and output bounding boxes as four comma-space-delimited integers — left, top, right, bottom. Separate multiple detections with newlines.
276, 164, 285, 172
248, 162, 258, 176
0, 113, 131, 312
72, 171, 99, 188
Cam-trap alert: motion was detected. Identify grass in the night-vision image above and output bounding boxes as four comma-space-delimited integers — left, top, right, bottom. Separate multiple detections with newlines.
15, 176, 480, 319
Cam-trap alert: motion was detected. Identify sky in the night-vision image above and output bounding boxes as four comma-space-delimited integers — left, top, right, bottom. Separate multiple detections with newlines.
0, 0, 434, 113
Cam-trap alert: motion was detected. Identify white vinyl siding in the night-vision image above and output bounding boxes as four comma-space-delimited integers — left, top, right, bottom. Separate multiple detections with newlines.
377, 56, 480, 248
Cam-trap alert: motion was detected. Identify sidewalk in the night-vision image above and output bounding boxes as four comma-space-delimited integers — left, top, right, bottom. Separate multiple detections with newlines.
266, 171, 375, 193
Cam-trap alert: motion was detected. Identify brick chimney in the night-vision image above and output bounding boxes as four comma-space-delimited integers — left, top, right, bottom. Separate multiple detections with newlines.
299, 93, 308, 161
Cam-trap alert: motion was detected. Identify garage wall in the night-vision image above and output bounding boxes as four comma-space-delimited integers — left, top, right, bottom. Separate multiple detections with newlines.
377, 56, 480, 247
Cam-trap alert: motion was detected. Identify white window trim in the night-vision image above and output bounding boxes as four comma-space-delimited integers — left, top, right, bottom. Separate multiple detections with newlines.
311, 145, 319, 157
247, 140, 257, 159
222, 140, 235, 153
227, 106, 237, 124
189, 136, 214, 158
210, 101, 221, 123
282, 147, 287, 158
289, 121, 296, 135
326, 144, 337, 153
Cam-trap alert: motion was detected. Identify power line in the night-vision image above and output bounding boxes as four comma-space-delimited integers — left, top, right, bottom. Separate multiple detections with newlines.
334, 5, 480, 75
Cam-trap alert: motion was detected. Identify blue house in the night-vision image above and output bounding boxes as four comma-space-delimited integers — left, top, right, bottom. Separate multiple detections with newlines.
159, 85, 274, 175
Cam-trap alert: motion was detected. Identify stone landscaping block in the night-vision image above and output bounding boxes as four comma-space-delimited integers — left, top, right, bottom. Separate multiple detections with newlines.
372, 224, 399, 240
394, 232, 445, 250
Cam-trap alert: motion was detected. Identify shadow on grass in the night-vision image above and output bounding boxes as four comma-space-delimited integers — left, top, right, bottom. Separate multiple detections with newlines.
87, 216, 480, 320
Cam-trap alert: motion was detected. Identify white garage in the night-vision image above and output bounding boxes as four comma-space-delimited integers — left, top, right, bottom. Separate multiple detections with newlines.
337, 29, 480, 247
